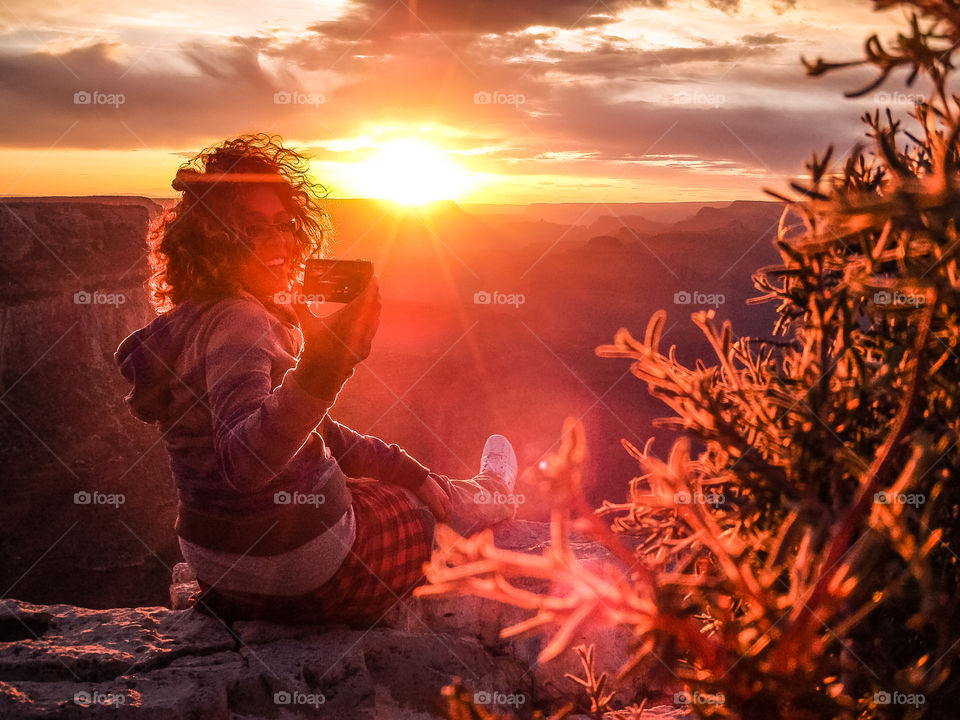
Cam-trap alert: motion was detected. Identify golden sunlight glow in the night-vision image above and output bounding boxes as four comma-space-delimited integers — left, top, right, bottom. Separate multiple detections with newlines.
343, 139, 474, 205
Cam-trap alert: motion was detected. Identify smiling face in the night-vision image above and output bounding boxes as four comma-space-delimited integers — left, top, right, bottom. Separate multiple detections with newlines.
232, 184, 299, 301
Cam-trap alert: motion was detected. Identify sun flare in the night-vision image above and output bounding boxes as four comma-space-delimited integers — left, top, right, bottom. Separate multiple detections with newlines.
346, 138, 474, 205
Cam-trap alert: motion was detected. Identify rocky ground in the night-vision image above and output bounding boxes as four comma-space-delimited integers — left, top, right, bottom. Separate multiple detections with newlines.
1, 521, 691, 719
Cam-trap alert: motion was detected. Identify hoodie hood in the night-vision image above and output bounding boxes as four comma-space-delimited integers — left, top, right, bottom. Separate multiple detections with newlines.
114, 300, 209, 425
114, 291, 301, 425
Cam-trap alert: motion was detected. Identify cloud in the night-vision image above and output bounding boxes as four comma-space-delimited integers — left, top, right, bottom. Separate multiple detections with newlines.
0, 40, 283, 149
0, 27, 887, 181
0, 0, 901, 198
510, 33, 795, 80
310, 0, 648, 39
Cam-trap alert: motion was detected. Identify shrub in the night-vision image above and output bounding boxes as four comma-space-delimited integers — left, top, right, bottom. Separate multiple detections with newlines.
417, 2, 960, 718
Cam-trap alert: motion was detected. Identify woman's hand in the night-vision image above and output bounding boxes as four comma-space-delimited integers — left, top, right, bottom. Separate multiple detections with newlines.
416, 474, 452, 522
291, 276, 382, 393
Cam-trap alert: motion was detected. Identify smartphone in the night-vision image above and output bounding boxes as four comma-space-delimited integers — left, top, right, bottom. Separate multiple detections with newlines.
302, 259, 374, 304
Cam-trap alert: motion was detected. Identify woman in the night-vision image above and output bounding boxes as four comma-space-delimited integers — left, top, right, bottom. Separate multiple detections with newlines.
114, 133, 517, 627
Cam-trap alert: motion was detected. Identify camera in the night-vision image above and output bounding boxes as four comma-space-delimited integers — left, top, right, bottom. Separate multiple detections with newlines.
302, 259, 373, 304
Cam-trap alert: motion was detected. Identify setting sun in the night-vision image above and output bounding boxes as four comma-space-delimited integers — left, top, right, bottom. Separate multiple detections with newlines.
343, 138, 474, 205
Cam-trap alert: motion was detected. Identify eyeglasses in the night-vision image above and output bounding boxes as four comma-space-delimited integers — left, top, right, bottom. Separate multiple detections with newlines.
237, 215, 301, 243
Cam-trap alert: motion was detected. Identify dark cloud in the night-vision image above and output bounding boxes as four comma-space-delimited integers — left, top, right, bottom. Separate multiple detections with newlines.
0, 41, 284, 149
252, 25, 796, 100
739, 32, 791, 46
514, 35, 794, 79
310, 0, 648, 39
478, 78, 874, 178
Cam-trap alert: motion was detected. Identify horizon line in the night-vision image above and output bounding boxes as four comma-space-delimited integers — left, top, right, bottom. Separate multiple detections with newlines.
0, 194, 771, 206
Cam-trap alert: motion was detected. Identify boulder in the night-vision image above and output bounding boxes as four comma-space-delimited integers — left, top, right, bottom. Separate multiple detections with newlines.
0, 198, 179, 610
0, 597, 520, 719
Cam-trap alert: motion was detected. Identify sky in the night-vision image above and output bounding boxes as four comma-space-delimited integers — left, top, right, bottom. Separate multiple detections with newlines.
0, 0, 930, 203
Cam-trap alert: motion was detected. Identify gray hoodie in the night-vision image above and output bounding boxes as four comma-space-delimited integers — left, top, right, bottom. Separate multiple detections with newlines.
114, 289, 436, 593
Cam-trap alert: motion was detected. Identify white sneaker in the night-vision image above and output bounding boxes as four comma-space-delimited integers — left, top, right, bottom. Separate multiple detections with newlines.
479, 434, 518, 493
440, 435, 519, 534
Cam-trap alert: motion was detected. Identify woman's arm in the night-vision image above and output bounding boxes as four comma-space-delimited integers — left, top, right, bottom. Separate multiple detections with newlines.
320, 415, 453, 519
206, 300, 352, 494
318, 415, 433, 489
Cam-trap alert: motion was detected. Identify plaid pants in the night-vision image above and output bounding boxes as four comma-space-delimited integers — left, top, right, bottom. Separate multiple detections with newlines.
191, 472, 515, 627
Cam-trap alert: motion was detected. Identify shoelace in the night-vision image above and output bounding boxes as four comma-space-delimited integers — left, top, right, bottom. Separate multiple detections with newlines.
481, 451, 508, 474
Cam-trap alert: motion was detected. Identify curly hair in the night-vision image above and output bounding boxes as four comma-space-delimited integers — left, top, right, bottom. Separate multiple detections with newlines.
146, 133, 334, 313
